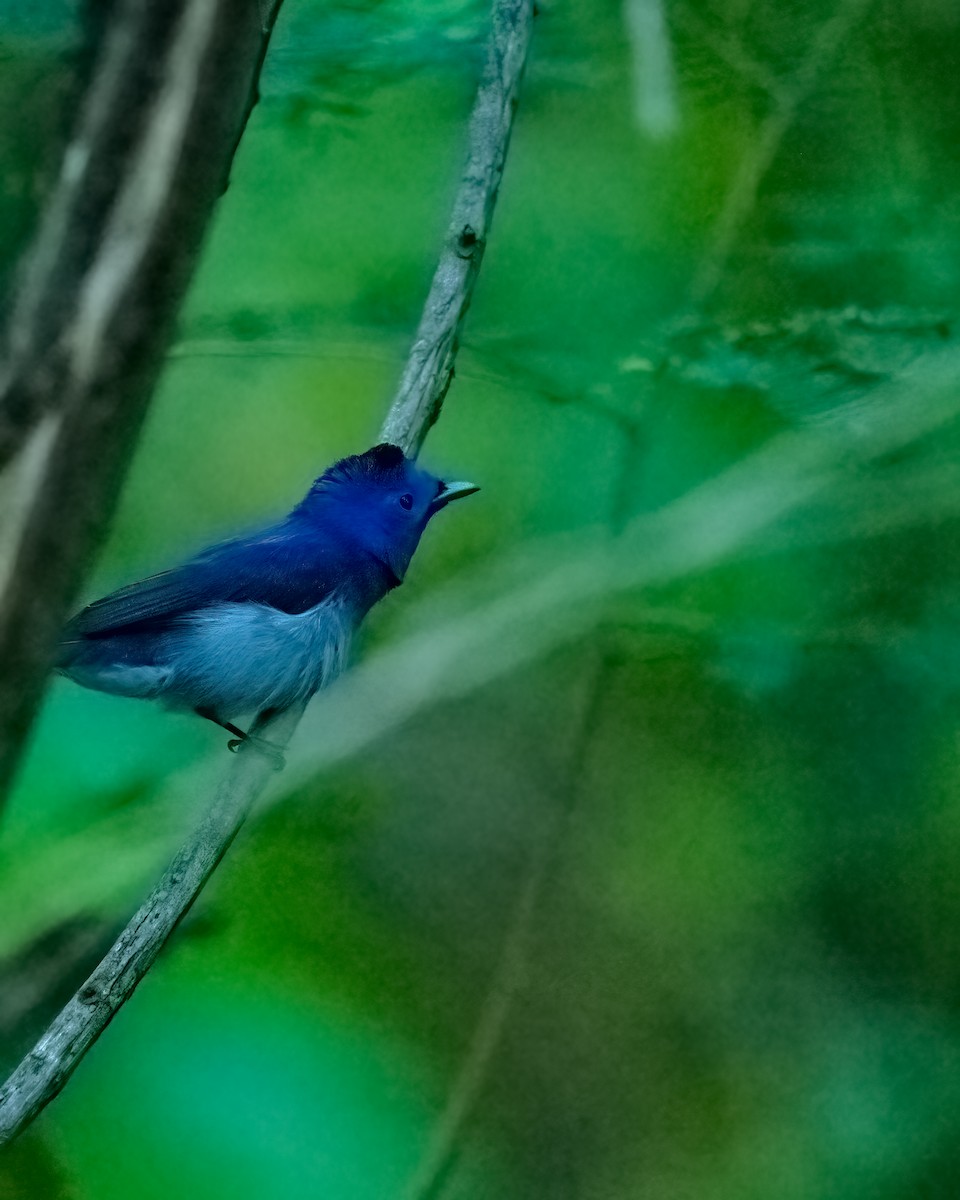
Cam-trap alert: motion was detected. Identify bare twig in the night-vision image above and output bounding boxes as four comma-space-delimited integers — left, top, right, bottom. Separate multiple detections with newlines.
0, 0, 534, 1147
2, 351, 957, 1015
0, 0, 285, 809
0, 707, 301, 1141
379, 0, 534, 457
397, 3, 875, 1182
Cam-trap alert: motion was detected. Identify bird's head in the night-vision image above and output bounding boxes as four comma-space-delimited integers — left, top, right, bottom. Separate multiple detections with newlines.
296, 443, 478, 583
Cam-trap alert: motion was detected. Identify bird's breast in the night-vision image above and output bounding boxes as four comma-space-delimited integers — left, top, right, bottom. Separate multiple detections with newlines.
165, 598, 352, 717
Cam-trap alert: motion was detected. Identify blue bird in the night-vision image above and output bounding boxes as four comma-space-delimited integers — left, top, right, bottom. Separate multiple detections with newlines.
58, 444, 478, 762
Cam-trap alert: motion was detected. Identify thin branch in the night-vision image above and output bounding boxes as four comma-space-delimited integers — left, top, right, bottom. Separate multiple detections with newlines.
0, 708, 300, 1141
2, 351, 956, 1008
379, 0, 534, 457
0, 0, 534, 1147
396, 4, 872, 1177
0, 0, 285, 810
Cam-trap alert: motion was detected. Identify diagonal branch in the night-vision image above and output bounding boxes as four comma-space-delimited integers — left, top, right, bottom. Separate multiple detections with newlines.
0, 0, 285, 811
395, 4, 874, 1184
379, 0, 534, 457
0, 0, 534, 1147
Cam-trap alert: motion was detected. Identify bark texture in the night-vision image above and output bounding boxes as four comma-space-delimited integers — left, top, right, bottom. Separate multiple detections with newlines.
0, 0, 283, 807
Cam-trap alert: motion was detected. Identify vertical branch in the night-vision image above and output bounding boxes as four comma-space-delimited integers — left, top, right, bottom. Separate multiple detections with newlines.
0, 0, 284, 810
0, 0, 535, 1148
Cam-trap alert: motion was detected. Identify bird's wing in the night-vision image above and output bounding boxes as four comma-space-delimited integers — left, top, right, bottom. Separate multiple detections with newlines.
65, 526, 346, 641
65, 566, 216, 638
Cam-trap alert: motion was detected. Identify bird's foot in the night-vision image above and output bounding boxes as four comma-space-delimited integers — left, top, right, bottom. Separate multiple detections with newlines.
227, 735, 286, 772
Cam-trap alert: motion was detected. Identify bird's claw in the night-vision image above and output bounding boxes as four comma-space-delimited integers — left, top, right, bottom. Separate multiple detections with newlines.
227, 736, 286, 772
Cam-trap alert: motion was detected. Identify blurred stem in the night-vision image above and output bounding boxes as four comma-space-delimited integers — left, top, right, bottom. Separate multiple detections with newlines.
400, 660, 608, 1200
0, 0, 284, 812
623, 0, 679, 139
401, 429, 643, 1200
689, 0, 875, 307
0, 0, 535, 1149
0, 917, 119, 1067
2, 359, 958, 990
673, 3, 783, 99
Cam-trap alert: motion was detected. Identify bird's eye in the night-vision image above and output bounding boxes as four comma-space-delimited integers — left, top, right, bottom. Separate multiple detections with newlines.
399, 493, 414, 510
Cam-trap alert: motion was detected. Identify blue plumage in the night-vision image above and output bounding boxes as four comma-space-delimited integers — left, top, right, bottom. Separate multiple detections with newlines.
58, 444, 477, 754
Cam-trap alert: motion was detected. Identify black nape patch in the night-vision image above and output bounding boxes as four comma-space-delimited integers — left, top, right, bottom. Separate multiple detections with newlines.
367, 443, 406, 469
316, 443, 410, 491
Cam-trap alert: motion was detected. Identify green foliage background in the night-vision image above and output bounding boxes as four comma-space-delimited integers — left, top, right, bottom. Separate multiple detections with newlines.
4, 0, 960, 1196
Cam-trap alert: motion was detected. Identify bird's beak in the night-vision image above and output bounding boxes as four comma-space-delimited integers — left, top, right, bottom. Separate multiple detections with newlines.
431, 480, 480, 512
